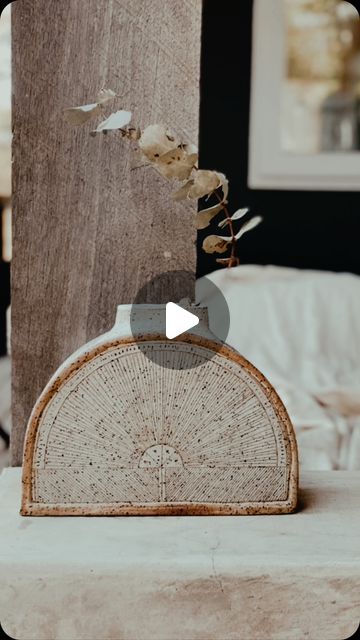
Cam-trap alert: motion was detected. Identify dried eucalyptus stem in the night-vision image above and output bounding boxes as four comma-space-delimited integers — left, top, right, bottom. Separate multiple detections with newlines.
65, 89, 262, 268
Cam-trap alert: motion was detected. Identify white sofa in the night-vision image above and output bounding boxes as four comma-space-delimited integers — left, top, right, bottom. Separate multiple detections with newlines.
197, 264, 360, 470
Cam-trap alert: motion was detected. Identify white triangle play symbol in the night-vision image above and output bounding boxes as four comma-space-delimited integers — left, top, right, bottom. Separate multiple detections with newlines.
165, 302, 199, 339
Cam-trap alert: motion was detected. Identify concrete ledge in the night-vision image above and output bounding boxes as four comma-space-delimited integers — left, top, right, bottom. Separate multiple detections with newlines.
0, 468, 359, 639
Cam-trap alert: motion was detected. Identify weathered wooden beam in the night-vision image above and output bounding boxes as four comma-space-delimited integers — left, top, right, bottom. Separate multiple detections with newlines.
11, 0, 201, 464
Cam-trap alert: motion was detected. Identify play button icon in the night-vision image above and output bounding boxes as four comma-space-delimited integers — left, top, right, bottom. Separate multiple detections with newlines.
165, 302, 199, 339
130, 270, 230, 370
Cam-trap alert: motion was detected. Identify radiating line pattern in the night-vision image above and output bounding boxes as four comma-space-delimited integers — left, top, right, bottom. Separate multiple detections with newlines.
32, 342, 291, 505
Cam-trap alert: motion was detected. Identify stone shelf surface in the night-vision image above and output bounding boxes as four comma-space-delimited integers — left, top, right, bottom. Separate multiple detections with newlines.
0, 468, 359, 640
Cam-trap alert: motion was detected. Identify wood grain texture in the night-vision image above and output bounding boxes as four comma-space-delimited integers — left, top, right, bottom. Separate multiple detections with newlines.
11, 0, 201, 464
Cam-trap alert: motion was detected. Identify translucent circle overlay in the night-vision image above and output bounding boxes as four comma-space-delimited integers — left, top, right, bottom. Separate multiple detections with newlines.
130, 270, 230, 370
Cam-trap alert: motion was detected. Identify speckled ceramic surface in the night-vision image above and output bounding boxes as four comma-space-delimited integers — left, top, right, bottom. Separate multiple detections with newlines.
21, 305, 298, 515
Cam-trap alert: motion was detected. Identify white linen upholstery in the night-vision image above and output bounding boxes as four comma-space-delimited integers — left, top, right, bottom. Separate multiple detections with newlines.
196, 265, 360, 470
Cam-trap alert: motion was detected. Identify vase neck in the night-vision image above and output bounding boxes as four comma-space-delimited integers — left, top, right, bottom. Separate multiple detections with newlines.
113, 303, 210, 336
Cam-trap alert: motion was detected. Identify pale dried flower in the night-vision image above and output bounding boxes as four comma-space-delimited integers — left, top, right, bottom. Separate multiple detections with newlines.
234, 216, 262, 239
90, 110, 132, 135
187, 170, 220, 199
195, 203, 224, 230
155, 148, 198, 180
64, 89, 116, 125
218, 207, 249, 228
216, 257, 239, 267
202, 235, 229, 254
172, 180, 194, 201
64, 103, 102, 125
97, 88, 117, 103
66, 92, 263, 269
139, 124, 179, 161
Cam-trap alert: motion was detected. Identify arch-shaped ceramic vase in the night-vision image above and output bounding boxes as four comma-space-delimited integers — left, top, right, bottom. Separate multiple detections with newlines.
21, 304, 298, 515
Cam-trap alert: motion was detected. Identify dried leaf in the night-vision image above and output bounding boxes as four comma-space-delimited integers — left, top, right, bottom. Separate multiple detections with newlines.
172, 180, 194, 201
188, 170, 220, 199
218, 217, 262, 242
232, 207, 249, 221
182, 142, 198, 155
216, 257, 239, 267
156, 149, 198, 180
195, 203, 224, 230
202, 235, 229, 254
90, 110, 132, 135
97, 88, 116, 103
216, 172, 229, 202
235, 216, 263, 240
139, 124, 179, 161
218, 207, 249, 228
64, 103, 102, 125
64, 88, 116, 124
215, 233, 232, 242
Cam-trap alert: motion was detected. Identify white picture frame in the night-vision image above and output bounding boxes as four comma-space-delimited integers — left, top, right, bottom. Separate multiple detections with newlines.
248, 0, 360, 191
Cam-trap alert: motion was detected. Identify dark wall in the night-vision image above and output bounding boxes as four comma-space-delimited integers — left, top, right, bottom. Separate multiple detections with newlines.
197, 0, 360, 278
0, 203, 10, 356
